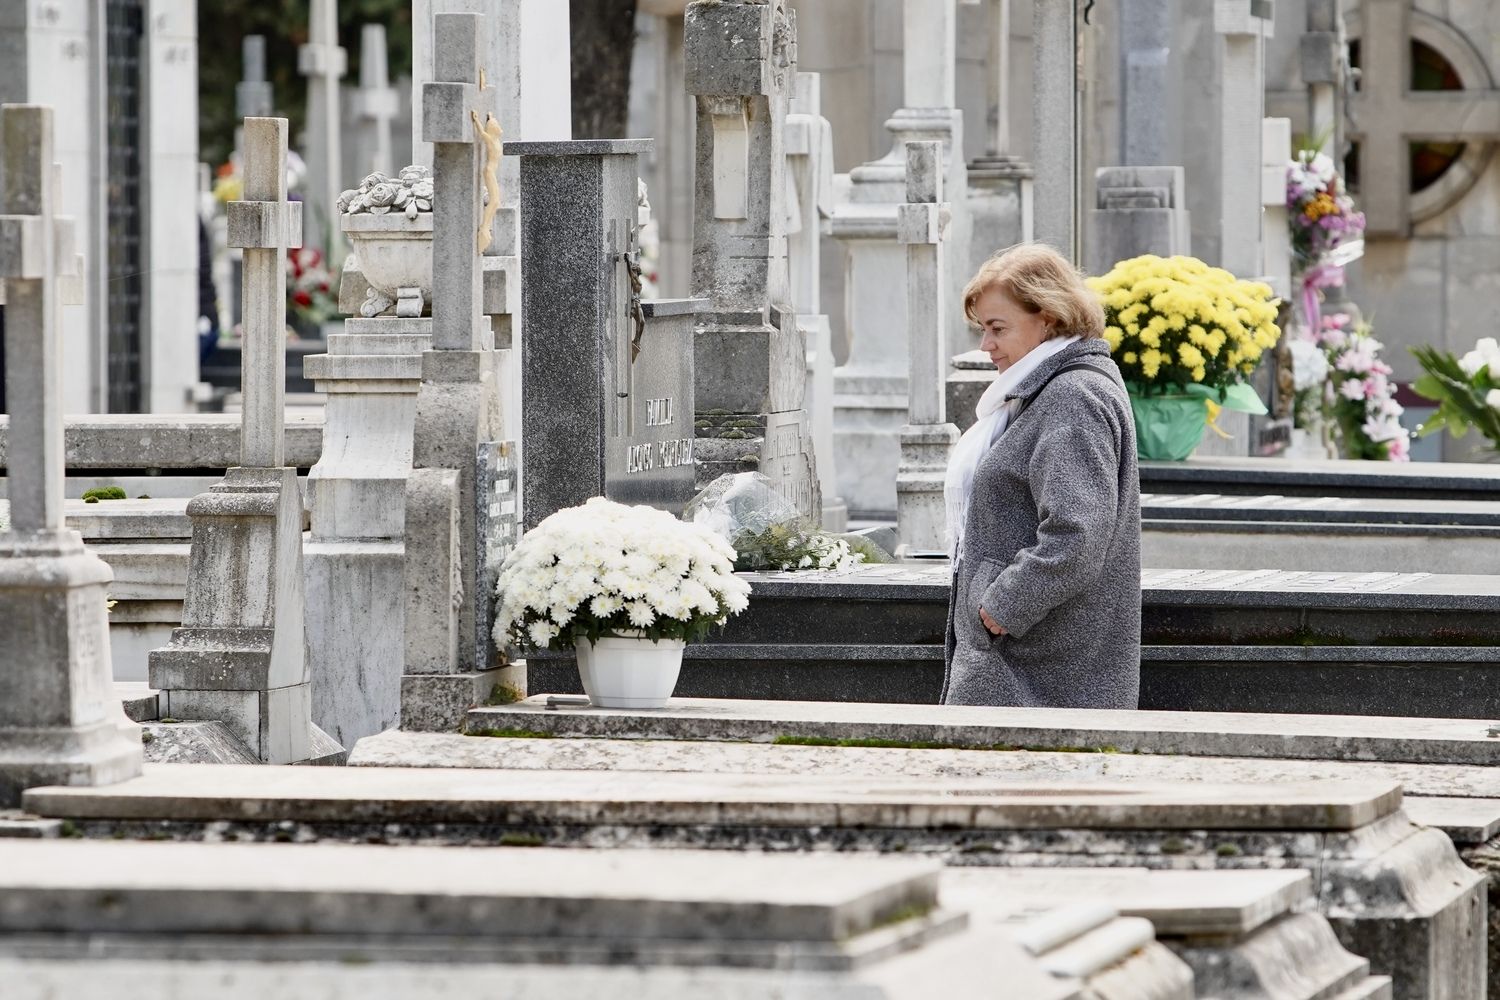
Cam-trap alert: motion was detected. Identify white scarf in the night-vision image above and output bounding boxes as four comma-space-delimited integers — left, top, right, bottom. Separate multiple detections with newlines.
944, 336, 1081, 559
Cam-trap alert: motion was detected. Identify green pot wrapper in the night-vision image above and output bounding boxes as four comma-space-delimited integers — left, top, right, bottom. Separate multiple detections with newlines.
1125, 382, 1268, 461
1129, 392, 1207, 461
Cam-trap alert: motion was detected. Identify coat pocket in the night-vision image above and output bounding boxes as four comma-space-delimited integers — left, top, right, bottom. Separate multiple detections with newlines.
958, 558, 1005, 646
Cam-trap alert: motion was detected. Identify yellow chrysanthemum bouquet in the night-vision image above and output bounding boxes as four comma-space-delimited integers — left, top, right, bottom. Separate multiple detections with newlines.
1085, 255, 1279, 459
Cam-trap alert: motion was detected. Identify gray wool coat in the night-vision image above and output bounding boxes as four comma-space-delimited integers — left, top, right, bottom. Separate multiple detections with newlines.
941, 338, 1142, 709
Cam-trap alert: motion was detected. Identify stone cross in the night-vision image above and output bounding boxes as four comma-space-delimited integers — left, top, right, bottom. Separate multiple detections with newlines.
298, 0, 347, 256
897, 141, 958, 553
421, 11, 494, 352
1214, 0, 1272, 279
225, 118, 303, 468
0, 102, 142, 805
0, 105, 78, 534
1350, 0, 1500, 235
1032, 0, 1078, 259
351, 23, 398, 177
236, 35, 274, 120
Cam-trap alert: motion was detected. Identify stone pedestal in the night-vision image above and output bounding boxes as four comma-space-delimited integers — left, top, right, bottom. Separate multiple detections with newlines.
1085, 166, 1191, 277
0, 531, 143, 806
966, 157, 1032, 276
302, 316, 430, 747
148, 468, 324, 764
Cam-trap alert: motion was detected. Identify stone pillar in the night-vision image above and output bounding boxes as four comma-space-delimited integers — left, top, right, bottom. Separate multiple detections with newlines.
968, 0, 1032, 280
400, 11, 511, 732
1032, 0, 1077, 260
1302, 0, 1344, 169
785, 72, 847, 532
896, 142, 958, 554
299, 0, 348, 262
1213, 0, 1272, 280
350, 24, 398, 178
1120, 0, 1171, 167
0, 103, 142, 806
686, 0, 820, 520
1084, 166, 1191, 277
230, 36, 274, 333
1260, 118, 1293, 300
148, 117, 333, 764
830, 0, 968, 518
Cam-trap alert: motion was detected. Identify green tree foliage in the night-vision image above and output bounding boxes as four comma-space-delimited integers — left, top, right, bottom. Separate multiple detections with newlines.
198, 0, 413, 169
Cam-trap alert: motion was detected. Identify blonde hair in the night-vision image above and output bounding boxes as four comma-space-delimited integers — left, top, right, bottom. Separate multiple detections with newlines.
962, 243, 1106, 341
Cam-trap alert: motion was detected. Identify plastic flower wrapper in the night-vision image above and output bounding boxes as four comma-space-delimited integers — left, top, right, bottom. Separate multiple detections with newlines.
683, 473, 873, 573
1413, 335, 1500, 457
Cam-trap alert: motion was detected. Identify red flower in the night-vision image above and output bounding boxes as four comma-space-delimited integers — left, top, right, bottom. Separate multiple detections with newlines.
293, 290, 313, 308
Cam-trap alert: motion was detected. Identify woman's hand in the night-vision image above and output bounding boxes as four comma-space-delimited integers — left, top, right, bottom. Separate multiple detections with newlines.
978, 607, 1007, 636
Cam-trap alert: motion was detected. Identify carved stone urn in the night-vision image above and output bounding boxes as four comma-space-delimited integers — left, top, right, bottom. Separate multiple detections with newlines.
338, 167, 436, 318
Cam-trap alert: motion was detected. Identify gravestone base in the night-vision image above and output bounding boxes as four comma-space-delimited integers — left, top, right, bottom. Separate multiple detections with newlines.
304, 317, 430, 539
833, 370, 907, 518
148, 468, 324, 765
0, 530, 144, 807
409, 347, 503, 675
400, 666, 525, 733
305, 541, 403, 748
896, 422, 957, 554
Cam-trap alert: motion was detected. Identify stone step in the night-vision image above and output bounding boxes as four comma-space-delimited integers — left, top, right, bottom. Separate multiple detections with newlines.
463, 696, 1500, 766
1139, 456, 1500, 502
1140, 493, 1500, 526
20, 763, 1476, 1000
0, 840, 943, 957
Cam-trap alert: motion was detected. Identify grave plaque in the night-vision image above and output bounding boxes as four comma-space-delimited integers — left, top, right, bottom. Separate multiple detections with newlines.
605, 300, 699, 509
475, 440, 519, 669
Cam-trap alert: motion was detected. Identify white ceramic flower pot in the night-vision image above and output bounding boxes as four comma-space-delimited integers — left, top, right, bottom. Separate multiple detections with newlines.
575, 632, 686, 709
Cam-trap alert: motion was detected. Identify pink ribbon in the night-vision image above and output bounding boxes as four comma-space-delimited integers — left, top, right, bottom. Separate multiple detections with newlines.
1300, 263, 1344, 336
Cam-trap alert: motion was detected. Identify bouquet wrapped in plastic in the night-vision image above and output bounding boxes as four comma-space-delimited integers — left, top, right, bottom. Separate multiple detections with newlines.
682, 473, 880, 572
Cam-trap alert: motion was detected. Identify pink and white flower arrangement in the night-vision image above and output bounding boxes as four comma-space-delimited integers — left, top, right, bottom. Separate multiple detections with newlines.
1311, 313, 1409, 462
492, 497, 751, 653
1286, 151, 1365, 274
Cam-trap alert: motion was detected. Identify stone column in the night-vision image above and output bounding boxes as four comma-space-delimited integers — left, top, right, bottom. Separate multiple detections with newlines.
968, 0, 1032, 280
299, 0, 348, 260
1214, 0, 1272, 280
1302, 0, 1344, 166
350, 24, 398, 178
686, 0, 820, 520
897, 142, 958, 554
1032, 0, 1077, 260
148, 117, 332, 765
830, 0, 969, 518
785, 72, 847, 532
401, 11, 511, 732
1260, 118, 1293, 300
0, 103, 142, 806
1119, 0, 1171, 168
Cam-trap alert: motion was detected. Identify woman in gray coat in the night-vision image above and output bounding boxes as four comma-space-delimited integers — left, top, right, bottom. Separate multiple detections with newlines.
941, 244, 1141, 709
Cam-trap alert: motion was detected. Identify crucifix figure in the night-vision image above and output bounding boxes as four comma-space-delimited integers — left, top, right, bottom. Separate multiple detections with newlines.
422, 12, 496, 351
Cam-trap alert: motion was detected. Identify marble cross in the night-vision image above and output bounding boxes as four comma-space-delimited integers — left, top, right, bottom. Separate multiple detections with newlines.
225, 117, 303, 469
352, 24, 399, 177
298, 0, 347, 256
422, 11, 495, 352
0, 104, 81, 534
236, 35, 274, 120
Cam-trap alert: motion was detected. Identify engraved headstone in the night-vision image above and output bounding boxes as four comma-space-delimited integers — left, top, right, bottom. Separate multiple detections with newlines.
0, 103, 143, 805
512, 139, 703, 530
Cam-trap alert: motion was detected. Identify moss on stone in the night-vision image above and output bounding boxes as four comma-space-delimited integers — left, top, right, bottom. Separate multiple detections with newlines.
468, 727, 556, 740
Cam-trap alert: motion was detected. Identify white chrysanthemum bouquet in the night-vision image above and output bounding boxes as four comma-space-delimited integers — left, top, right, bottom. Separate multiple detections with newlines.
492, 497, 752, 653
